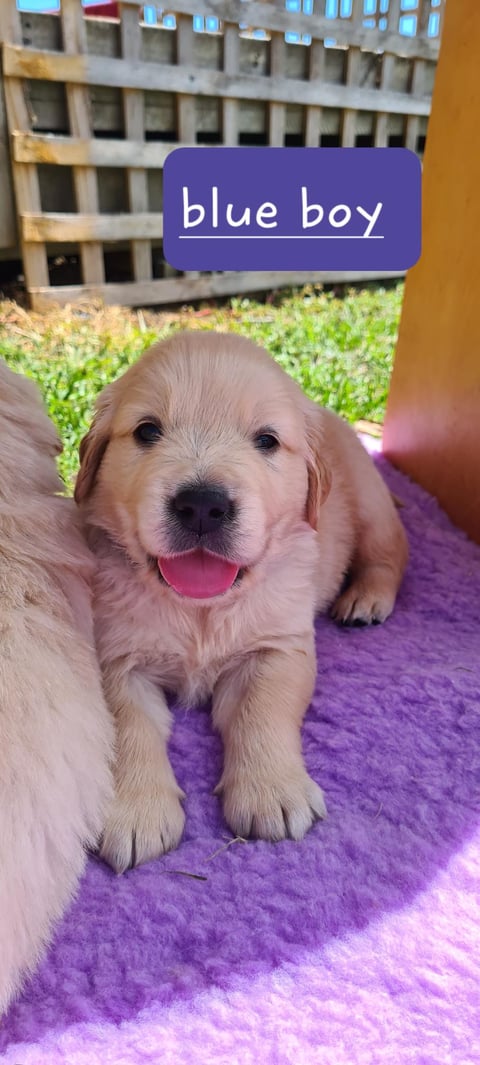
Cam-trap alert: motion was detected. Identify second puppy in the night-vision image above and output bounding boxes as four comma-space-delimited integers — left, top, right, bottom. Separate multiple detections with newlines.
0, 360, 113, 1015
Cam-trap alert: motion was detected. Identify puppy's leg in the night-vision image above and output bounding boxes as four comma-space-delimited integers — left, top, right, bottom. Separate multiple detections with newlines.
213, 644, 326, 842
100, 671, 185, 873
331, 492, 408, 627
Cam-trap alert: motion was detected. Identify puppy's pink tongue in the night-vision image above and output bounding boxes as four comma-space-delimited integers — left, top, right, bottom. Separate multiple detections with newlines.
158, 550, 239, 599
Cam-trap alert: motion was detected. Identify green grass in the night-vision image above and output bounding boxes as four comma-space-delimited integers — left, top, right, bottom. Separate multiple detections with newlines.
0, 283, 403, 489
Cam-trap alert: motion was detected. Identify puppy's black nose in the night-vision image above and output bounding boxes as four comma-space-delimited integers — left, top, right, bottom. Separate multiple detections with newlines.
172, 485, 234, 536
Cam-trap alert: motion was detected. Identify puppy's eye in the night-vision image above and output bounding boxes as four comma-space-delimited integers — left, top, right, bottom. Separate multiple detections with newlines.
254, 432, 279, 453
134, 422, 163, 446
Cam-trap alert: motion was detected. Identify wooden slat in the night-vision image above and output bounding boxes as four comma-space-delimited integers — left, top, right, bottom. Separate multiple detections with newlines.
3, 46, 433, 117
0, 63, 16, 249
405, 66, 424, 151
375, 53, 395, 147
60, 0, 105, 286
342, 0, 363, 149
120, 3, 152, 282
174, 15, 198, 283
269, 34, 285, 147
0, 4, 49, 287
22, 212, 163, 243
12, 132, 204, 168
305, 40, 325, 148
405, 0, 430, 152
29, 269, 406, 312
177, 16, 196, 142
222, 23, 239, 145
386, 0, 402, 34
121, 0, 441, 60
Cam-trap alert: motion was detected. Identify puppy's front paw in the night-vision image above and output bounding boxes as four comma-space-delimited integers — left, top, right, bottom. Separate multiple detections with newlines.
216, 767, 326, 842
331, 573, 396, 626
100, 776, 185, 874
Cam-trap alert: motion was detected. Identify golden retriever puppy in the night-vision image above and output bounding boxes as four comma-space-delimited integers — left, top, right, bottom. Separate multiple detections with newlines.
0, 361, 113, 1016
75, 332, 408, 874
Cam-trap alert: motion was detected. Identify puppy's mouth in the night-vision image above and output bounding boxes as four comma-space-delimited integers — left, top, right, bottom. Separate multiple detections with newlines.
155, 548, 245, 599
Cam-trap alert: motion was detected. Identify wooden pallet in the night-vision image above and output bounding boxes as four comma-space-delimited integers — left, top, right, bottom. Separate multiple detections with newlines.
0, 0, 444, 310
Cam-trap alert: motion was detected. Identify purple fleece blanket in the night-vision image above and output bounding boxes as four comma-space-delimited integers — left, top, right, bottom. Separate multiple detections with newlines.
1, 457, 480, 1064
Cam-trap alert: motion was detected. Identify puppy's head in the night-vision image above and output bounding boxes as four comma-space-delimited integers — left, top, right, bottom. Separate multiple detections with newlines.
75, 332, 330, 600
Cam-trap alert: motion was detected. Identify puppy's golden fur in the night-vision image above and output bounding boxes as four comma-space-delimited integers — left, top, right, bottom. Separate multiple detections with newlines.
76, 332, 408, 873
0, 361, 113, 1015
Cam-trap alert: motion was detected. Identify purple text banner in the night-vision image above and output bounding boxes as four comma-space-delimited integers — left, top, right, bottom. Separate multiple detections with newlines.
163, 147, 421, 272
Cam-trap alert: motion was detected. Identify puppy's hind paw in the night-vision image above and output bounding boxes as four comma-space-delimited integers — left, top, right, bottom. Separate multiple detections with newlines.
331, 569, 397, 627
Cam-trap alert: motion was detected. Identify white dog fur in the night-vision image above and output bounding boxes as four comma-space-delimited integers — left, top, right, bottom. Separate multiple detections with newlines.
75, 331, 408, 874
0, 360, 113, 1016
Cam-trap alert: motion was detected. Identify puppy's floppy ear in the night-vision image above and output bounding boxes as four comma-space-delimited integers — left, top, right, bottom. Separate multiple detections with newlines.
74, 384, 116, 504
304, 404, 332, 531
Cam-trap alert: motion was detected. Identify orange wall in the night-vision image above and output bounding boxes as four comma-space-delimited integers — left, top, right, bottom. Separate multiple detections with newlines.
383, 0, 480, 544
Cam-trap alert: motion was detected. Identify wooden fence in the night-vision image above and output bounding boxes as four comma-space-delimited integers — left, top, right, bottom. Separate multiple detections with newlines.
0, 0, 444, 310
